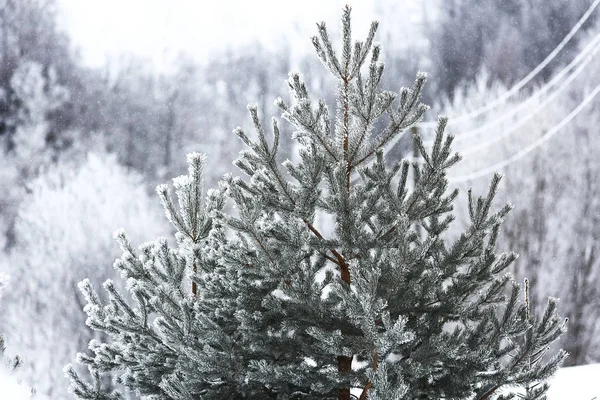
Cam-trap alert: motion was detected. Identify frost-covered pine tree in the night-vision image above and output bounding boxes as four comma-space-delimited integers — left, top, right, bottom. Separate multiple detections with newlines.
66, 7, 567, 399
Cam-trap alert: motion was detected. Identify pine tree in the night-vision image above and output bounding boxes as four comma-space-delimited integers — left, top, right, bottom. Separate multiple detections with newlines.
66, 7, 567, 399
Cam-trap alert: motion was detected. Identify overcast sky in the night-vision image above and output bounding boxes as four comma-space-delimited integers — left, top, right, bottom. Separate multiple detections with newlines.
55, 0, 427, 72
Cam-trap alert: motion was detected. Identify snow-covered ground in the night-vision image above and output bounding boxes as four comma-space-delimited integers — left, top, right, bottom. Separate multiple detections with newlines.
492, 363, 600, 399
1, 363, 598, 399
546, 363, 600, 399
0, 371, 31, 400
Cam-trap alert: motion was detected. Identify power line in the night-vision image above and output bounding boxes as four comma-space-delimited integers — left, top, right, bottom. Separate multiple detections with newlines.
457, 39, 599, 156
385, 25, 600, 157
434, 31, 600, 146
449, 82, 600, 183
416, 0, 600, 129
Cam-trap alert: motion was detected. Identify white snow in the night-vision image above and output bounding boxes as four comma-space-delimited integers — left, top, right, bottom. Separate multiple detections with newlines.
0, 371, 31, 400
493, 363, 600, 399
547, 363, 600, 399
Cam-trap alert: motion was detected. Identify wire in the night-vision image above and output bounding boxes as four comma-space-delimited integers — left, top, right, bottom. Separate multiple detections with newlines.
416, 0, 600, 129
385, 27, 600, 157
427, 30, 600, 146
457, 38, 599, 156
449, 82, 600, 183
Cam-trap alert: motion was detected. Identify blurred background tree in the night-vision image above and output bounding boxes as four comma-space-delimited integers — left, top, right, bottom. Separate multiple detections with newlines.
429, 0, 595, 98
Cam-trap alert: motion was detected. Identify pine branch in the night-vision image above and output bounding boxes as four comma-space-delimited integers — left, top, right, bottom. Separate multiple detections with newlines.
358, 350, 378, 400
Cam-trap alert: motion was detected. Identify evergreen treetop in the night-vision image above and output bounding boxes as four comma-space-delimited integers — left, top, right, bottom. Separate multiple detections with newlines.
66, 6, 567, 399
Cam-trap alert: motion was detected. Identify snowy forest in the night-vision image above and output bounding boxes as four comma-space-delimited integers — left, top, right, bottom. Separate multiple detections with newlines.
0, 0, 599, 399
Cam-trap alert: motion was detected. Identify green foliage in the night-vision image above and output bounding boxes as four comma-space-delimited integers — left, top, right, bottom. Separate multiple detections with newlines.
66, 7, 566, 399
